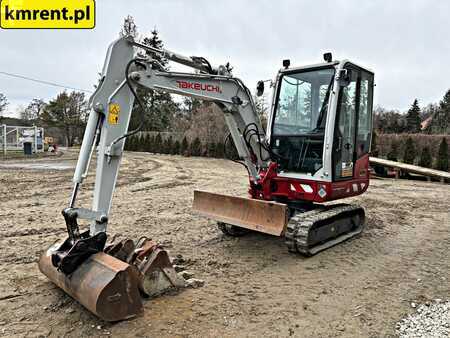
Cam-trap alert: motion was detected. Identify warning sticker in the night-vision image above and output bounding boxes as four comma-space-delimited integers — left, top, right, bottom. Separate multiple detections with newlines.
108, 103, 120, 125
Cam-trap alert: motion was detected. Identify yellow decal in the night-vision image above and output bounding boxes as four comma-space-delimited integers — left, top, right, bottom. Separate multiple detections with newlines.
108, 103, 120, 125
0, 0, 95, 29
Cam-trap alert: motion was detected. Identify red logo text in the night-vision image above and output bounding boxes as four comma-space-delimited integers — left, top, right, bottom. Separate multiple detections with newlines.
176, 80, 221, 93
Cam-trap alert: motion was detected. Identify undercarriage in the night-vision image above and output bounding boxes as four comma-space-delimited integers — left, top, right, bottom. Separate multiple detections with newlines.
216, 201, 365, 256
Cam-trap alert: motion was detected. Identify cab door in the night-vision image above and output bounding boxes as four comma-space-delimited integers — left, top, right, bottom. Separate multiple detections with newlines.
333, 65, 359, 180
332, 65, 374, 181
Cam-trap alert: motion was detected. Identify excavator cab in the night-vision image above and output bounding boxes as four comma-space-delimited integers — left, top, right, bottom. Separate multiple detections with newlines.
267, 60, 374, 186
194, 58, 375, 255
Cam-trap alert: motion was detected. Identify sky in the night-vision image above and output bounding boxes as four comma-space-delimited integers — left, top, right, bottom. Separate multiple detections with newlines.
0, 0, 449, 117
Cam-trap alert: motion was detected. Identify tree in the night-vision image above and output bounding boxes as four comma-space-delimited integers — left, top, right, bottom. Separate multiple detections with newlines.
147, 135, 155, 153
431, 89, 450, 134
403, 137, 416, 164
254, 93, 269, 130
190, 137, 202, 156
436, 138, 449, 171
419, 146, 432, 168
0, 93, 8, 116
120, 15, 138, 39
127, 28, 178, 132
207, 142, 217, 157
154, 133, 163, 153
181, 136, 189, 156
371, 130, 379, 157
142, 134, 150, 152
22, 98, 46, 121
173, 140, 181, 155
184, 103, 228, 146
387, 140, 399, 161
215, 141, 225, 158
405, 99, 421, 133
373, 106, 406, 133
41, 91, 87, 146
165, 135, 174, 154
124, 135, 133, 151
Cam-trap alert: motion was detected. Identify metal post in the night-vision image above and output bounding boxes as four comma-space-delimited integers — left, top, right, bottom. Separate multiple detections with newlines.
2, 124, 6, 156
16, 127, 19, 148
34, 125, 38, 154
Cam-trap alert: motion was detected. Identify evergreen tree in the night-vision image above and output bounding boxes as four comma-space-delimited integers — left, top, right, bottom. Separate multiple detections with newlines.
165, 136, 174, 154
207, 142, 217, 158
127, 28, 178, 132
216, 142, 225, 158
403, 137, 416, 164
128, 135, 136, 151
419, 146, 432, 168
119, 15, 138, 39
154, 133, 163, 153
137, 135, 146, 152
387, 140, 399, 161
436, 138, 449, 171
432, 89, 450, 134
144, 134, 152, 152
124, 136, 131, 151
147, 135, 155, 153
181, 136, 189, 156
173, 140, 181, 155
190, 137, 202, 156
225, 137, 239, 160
132, 135, 139, 151
405, 99, 421, 133
371, 130, 379, 157
0, 93, 8, 116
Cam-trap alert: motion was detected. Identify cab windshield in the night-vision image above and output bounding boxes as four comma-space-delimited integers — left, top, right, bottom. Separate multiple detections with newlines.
270, 67, 335, 175
273, 67, 335, 136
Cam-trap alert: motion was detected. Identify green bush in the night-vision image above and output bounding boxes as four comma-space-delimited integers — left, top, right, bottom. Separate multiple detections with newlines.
387, 140, 399, 161
419, 146, 432, 168
436, 137, 449, 171
154, 133, 163, 153
403, 137, 416, 164
190, 137, 202, 157
181, 136, 189, 156
173, 140, 181, 155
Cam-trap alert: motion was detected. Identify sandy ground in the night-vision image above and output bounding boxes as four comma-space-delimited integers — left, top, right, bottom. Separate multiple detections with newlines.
0, 150, 449, 338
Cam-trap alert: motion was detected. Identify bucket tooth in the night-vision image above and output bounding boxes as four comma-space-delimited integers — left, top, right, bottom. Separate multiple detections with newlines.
193, 190, 288, 236
38, 246, 143, 322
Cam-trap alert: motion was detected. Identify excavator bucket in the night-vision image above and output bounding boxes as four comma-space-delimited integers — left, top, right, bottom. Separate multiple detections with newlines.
132, 239, 185, 297
38, 246, 143, 322
193, 190, 288, 236
39, 236, 184, 322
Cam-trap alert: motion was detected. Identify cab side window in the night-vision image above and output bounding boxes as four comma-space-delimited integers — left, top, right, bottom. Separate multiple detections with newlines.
356, 72, 374, 157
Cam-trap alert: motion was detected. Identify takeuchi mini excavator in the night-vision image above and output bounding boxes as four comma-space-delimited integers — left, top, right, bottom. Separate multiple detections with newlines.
38, 35, 374, 321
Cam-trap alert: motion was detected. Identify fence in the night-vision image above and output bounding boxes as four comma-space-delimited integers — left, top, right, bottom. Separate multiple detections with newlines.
0, 124, 45, 155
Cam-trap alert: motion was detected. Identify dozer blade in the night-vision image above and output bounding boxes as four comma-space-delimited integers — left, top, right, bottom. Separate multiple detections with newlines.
193, 190, 288, 236
38, 244, 142, 322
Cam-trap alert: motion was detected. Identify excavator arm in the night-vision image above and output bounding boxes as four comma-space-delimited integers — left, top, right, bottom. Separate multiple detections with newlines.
38, 36, 272, 321
71, 36, 268, 237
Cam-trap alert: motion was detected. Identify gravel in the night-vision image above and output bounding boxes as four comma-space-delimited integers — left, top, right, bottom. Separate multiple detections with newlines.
396, 300, 450, 338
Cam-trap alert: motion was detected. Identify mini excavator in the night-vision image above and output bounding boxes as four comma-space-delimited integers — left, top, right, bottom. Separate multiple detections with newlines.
39, 35, 374, 321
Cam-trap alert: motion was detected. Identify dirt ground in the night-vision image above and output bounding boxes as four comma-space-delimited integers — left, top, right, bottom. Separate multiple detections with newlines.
0, 150, 449, 338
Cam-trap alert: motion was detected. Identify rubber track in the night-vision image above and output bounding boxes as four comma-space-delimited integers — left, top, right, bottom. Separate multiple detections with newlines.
285, 204, 365, 256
